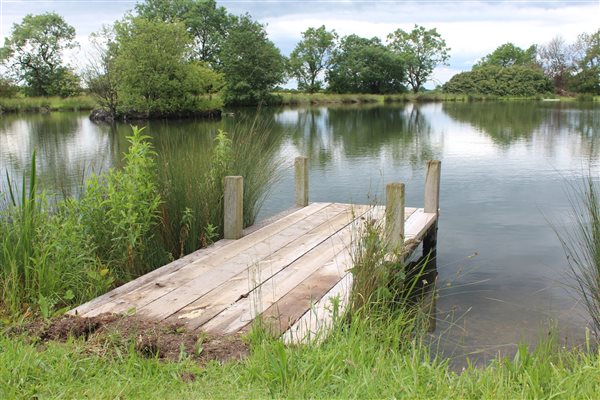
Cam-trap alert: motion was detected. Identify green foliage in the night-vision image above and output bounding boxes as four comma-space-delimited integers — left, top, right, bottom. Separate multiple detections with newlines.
387, 25, 450, 93
78, 126, 161, 278
443, 65, 553, 96
114, 17, 218, 117
327, 35, 405, 94
474, 42, 537, 69
135, 0, 230, 66
555, 175, 600, 337
0, 12, 79, 97
288, 25, 337, 93
0, 154, 110, 317
569, 29, 600, 94
220, 15, 286, 105
155, 118, 283, 257
0, 77, 19, 98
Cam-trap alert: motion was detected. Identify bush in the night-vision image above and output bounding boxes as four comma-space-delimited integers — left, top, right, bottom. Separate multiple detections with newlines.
78, 126, 161, 279
443, 65, 553, 96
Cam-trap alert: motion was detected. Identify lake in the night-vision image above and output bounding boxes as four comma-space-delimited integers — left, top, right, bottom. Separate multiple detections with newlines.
2, 101, 599, 365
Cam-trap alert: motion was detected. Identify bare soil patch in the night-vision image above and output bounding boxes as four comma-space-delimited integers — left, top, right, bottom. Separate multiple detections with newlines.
9, 313, 248, 365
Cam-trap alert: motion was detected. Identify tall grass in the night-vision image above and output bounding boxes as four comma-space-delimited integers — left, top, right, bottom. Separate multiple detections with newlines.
555, 175, 600, 338
155, 115, 284, 258
0, 95, 96, 113
0, 154, 111, 317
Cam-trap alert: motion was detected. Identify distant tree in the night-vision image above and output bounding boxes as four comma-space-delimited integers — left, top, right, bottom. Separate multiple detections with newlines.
288, 25, 337, 93
387, 25, 450, 93
569, 30, 600, 94
0, 12, 79, 96
135, 0, 230, 66
219, 15, 285, 105
474, 42, 537, 69
538, 36, 573, 93
114, 17, 221, 116
83, 25, 120, 116
442, 65, 552, 96
0, 77, 19, 97
326, 35, 405, 94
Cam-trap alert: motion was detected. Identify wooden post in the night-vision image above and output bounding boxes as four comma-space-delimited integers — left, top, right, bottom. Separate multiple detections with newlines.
386, 182, 405, 252
424, 160, 441, 214
295, 156, 309, 207
224, 176, 243, 240
423, 160, 441, 266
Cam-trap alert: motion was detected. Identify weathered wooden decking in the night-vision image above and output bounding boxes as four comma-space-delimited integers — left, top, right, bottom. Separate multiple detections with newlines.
70, 159, 441, 343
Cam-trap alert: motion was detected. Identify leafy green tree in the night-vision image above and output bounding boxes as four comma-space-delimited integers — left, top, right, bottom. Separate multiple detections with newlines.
326, 35, 405, 94
114, 17, 222, 116
474, 42, 537, 69
219, 15, 285, 105
135, 0, 230, 66
288, 25, 337, 93
442, 65, 552, 96
387, 25, 450, 93
569, 30, 600, 94
0, 12, 79, 96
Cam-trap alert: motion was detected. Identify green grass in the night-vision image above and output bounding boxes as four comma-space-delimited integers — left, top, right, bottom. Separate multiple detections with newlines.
1, 316, 598, 399
0, 95, 97, 112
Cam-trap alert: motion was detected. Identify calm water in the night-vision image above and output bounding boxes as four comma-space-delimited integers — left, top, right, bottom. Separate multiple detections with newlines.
2, 101, 600, 364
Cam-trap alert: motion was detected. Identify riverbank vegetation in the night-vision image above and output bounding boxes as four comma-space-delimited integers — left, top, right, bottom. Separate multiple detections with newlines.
0, 122, 282, 319
1, 212, 599, 398
3, 0, 596, 118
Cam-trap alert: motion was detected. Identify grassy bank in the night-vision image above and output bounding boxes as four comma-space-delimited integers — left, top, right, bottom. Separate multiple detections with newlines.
1, 313, 598, 398
0, 95, 97, 113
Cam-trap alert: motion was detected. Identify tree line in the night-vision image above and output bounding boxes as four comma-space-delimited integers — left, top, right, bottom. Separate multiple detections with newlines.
443, 37, 600, 96
0, 0, 598, 117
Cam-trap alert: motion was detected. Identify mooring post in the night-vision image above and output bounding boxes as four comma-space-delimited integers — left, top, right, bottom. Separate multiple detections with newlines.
386, 182, 405, 253
423, 160, 441, 267
295, 156, 309, 207
224, 176, 243, 240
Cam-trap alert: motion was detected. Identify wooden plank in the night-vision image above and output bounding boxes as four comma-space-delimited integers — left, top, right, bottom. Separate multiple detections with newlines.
81, 202, 333, 317
68, 239, 233, 316
224, 176, 243, 239
141, 204, 371, 322
197, 207, 368, 335
166, 206, 367, 329
282, 273, 353, 344
200, 205, 394, 336
404, 209, 437, 241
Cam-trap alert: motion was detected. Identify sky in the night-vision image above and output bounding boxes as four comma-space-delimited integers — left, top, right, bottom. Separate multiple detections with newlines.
1, 0, 599, 88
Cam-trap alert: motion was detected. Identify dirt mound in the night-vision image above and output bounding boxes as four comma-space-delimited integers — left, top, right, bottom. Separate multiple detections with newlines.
12, 314, 248, 364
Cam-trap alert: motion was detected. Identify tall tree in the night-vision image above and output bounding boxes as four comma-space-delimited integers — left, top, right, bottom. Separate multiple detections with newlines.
135, 0, 230, 66
537, 36, 573, 93
569, 29, 600, 94
219, 15, 285, 105
83, 25, 120, 116
326, 35, 404, 94
388, 25, 450, 93
288, 25, 337, 93
474, 42, 537, 69
0, 12, 79, 96
114, 17, 219, 116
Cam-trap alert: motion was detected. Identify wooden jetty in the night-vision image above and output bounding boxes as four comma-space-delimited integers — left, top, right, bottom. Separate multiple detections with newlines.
70, 158, 440, 343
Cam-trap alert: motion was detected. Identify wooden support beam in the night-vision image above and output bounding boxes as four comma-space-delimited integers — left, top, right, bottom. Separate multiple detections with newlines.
295, 156, 309, 207
423, 160, 441, 268
424, 160, 441, 214
385, 182, 405, 251
224, 176, 243, 240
